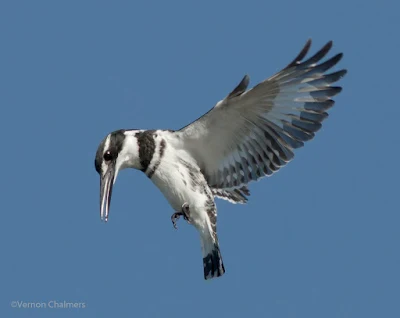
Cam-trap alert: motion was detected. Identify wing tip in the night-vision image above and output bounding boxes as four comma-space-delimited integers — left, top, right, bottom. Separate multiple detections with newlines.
285, 39, 312, 69
227, 74, 250, 99
285, 39, 344, 71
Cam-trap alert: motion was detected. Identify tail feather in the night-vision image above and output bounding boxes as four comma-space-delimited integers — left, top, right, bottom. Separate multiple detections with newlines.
203, 243, 225, 280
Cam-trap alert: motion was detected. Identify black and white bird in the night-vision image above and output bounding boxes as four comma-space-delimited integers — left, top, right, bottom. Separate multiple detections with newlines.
94, 39, 346, 280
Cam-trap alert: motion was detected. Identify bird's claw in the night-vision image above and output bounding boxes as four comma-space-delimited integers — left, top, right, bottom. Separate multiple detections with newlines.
171, 203, 191, 229
171, 212, 181, 229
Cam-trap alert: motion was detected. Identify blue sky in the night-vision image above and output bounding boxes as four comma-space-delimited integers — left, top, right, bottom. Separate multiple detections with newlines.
1, 0, 399, 317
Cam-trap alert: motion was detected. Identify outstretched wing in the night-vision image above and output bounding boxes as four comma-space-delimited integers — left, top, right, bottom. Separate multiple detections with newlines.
176, 40, 346, 196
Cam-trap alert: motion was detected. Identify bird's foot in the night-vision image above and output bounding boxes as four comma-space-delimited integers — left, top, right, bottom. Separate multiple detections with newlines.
171, 212, 181, 229
171, 203, 191, 229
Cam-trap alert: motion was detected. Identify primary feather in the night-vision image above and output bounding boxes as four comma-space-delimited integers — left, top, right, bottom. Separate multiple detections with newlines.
177, 40, 346, 199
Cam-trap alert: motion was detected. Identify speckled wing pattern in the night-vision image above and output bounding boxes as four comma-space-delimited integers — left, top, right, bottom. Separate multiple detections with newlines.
211, 186, 250, 204
177, 40, 346, 199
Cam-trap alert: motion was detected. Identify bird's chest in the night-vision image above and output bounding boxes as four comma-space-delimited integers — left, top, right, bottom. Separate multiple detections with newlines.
150, 157, 211, 212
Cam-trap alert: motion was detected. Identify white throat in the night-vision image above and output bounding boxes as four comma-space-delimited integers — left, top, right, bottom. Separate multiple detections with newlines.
116, 132, 142, 172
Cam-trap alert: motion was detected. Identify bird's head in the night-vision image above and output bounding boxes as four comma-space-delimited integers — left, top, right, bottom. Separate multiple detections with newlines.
94, 129, 142, 222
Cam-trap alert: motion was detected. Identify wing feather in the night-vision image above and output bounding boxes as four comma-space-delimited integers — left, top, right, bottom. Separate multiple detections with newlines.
176, 40, 346, 198
212, 186, 250, 204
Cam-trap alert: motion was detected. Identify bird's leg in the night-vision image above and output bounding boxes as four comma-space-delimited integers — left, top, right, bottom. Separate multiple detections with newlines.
171, 203, 191, 229
181, 203, 191, 223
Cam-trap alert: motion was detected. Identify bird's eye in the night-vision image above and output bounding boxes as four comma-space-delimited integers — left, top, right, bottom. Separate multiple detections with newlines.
103, 151, 113, 161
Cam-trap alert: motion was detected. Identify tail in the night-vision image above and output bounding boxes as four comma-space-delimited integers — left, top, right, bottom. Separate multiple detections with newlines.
201, 239, 225, 280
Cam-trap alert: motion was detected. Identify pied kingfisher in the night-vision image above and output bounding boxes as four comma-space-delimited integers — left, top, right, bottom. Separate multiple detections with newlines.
95, 39, 346, 280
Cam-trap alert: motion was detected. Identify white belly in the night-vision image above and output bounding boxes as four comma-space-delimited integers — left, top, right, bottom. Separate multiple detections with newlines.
148, 143, 216, 235
150, 159, 203, 211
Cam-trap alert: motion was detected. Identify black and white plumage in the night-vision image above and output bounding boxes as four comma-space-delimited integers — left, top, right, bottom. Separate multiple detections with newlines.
94, 39, 346, 280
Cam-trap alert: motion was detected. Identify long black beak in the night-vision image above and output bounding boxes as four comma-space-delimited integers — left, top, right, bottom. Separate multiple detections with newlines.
100, 163, 115, 222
